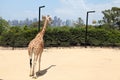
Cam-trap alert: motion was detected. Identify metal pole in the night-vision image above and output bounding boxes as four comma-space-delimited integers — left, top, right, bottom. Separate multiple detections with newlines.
85, 11, 95, 48
85, 12, 89, 48
38, 6, 45, 32
38, 7, 41, 32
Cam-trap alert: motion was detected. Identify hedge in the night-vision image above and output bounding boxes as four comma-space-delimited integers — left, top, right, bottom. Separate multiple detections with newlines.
0, 26, 120, 47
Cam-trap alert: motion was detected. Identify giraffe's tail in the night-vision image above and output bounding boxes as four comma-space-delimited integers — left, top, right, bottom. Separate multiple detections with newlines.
30, 58, 32, 68
29, 52, 32, 68
28, 47, 33, 68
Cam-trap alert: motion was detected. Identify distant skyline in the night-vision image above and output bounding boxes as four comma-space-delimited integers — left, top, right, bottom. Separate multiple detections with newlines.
0, 0, 120, 24
8, 16, 75, 27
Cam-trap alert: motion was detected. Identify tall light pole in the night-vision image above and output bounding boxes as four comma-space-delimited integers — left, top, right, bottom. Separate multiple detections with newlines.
38, 6, 45, 32
85, 11, 95, 48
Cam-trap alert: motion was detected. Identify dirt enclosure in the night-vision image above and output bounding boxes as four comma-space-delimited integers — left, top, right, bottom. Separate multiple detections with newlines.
0, 47, 120, 80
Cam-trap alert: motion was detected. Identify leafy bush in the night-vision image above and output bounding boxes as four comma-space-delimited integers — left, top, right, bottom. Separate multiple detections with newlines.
0, 26, 120, 47
0, 26, 37, 47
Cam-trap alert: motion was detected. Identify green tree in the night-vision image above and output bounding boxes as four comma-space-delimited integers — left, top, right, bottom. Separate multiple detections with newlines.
102, 7, 120, 29
30, 22, 38, 28
97, 20, 104, 28
0, 17, 9, 34
74, 17, 84, 27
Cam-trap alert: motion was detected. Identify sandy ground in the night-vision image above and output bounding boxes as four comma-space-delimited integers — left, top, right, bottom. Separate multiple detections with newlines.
0, 47, 120, 80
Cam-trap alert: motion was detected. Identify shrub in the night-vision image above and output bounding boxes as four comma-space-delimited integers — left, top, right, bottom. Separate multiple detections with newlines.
0, 26, 120, 47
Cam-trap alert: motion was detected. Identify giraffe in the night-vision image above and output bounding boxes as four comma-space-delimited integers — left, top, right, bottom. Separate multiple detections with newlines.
28, 15, 51, 78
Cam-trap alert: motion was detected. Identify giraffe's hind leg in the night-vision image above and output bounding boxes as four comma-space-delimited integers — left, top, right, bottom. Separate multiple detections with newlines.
32, 54, 38, 79
38, 51, 43, 72
29, 57, 33, 77
28, 49, 34, 77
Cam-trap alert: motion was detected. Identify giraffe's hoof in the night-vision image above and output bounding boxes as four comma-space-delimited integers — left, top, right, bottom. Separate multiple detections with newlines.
32, 76, 37, 79
29, 74, 34, 77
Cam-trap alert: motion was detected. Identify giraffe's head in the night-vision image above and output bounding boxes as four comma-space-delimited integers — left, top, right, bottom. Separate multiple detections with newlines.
42, 15, 52, 24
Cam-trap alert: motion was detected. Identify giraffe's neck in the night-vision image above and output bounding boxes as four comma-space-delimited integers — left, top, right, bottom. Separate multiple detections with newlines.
41, 18, 48, 36
35, 18, 48, 38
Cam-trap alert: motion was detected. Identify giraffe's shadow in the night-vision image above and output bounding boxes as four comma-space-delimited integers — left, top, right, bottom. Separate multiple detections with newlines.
36, 65, 56, 77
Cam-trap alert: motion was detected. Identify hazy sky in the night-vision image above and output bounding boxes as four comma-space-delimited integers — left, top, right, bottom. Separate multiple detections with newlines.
0, 0, 120, 23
